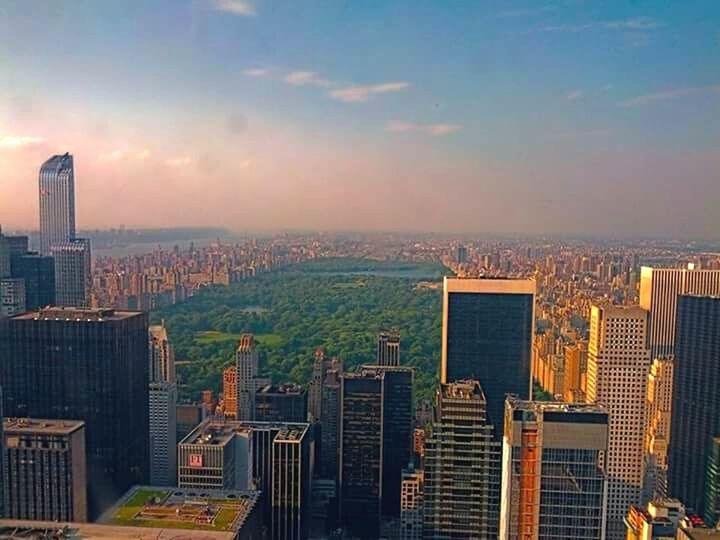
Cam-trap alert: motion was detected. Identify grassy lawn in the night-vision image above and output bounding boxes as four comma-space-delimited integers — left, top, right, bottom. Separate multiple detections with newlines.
331, 280, 366, 289
214, 507, 239, 529
113, 489, 170, 521
194, 331, 284, 347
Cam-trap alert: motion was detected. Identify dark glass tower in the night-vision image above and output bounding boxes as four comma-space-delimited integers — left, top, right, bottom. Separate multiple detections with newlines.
10, 252, 55, 309
441, 277, 535, 436
668, 295, 720, 513
0, 307, 149, 518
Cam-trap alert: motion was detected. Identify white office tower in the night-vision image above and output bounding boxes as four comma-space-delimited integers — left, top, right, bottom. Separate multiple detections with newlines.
642, 356, 674, 502
148, 324, 177, 486
51, 238, 91, 307
236, 335, 259, 421
640, 265, 720, 359
587, 304, 651, 540
39, 153, 75, 256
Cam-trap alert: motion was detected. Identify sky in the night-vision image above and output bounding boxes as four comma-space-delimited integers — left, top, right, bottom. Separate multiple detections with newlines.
0, 0, 719, 238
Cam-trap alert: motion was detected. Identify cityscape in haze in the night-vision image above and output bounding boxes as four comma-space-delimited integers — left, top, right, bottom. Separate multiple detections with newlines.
1, 1, 720, 540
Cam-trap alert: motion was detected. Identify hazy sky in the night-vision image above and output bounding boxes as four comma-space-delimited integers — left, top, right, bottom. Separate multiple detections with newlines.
1, 1, 719, 237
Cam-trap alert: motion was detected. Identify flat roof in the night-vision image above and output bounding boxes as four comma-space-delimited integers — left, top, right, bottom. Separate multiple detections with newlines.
180, 419, 310, 446
3, 418, 85, 436
0, 520, 235, 539
99, 486, 260, 535
505, 398, 608, 415
11, 306, 143, 322
444, 275, 535, 295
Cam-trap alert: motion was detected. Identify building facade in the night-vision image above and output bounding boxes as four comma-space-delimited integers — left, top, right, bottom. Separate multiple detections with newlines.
0, 278, 25, 317
2, 418, 87, 522
377, 329, 401, 367
149, 381, 177, 486
643, 356, 674, 502
400, 467, 424, 540
423, 380, 501, 540
668, 295, 720, 515
705, 438, 720, 528
51, 238, 91, 307
586, 304, 650, 539
639, 265, 720, 359
39, 153, 75, 256
441, 276, 535, 434
236, 335, 259, 421
255, 383, 308, 423
10, 252, 55, 310
272, 425, 312, 540
0, 307, 150, 518
149, 322, 175, 383
500, 399, 609, 540
319, 366, 342, 480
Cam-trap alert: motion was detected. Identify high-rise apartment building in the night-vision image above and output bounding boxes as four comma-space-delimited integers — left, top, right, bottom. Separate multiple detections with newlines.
441, 276, 535, 434
377, 329, 401, 366
10, 252, 55, 310
51, 238, 91, 306
563, 340, 588, 402
400, 467, 424, 540
223, 365, 238, 418
0, 307, 149, 518
308, 348, 342, 422
149, 322, 175, 383
643, 356, 674, 502
39, 153, 75, 256
668, 295, 720, 515
236, 334, 259, 421
423, 380, 501, 540
586, 304, 650, 539
639, 265, 720, 359
499, 399, 609, 540
2, 418, 87, 522
255, 383, 308, 423
148, 323, 177, 486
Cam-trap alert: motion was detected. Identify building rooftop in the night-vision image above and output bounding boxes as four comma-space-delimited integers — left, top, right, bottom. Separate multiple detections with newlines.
441, 379, 486, 401
257, 382, 306, 395
98, 486, 260, 535
11, 306, 142, 322
3, 417, 85, 436
0, 520, 235, 539
505, 397, 608, 415
180, 419, 310, 447
236, 334, 256, 353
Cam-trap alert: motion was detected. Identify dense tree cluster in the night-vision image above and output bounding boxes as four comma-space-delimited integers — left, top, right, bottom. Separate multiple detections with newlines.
153, 259, 444, 403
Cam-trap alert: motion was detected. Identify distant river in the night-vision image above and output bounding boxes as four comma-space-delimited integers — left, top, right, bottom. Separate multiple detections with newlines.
92, 237, 224, 258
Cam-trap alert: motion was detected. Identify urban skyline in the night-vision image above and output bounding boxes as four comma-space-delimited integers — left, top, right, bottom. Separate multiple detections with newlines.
1, 1, 719, 237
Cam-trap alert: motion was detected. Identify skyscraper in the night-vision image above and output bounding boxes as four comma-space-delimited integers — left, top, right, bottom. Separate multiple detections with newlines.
319, 365, 342, 480
639, 265, 720, 359
668, 295, 720, 515
499, 399, 609, 540
39, 153, 75, 256
272, 425, 313, 540
255, 383, 308, 423
223, 365, 238, 418
10, 252, 55, 310
705, 438, 720, 528
643, 356, 674, 502
51, 238, 91, 306
236, 334, 259, 421
2, 418, 87, 522
339, 370, 383, 539
441, 276, 535, 435
377, 329, 401, 367
423, 380, 500, 540
0, 307, 150, 518
308, 348, 341, 422
586, 304, 650, 539
149, 322, 175, 383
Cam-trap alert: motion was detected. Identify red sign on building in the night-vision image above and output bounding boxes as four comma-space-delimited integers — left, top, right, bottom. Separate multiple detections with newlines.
189, 453, 203, 468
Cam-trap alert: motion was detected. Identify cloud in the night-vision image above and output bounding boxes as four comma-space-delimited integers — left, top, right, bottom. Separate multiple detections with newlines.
329, 82, 410, 103
603, 16, 664, 30
136, 149, 151, 160
385, 121, 462, 136
566, 89, 584, 101
0, 135, 45, 150
242, 68, 269, 77
165, 156, 193, 167
284, 71, 337, 88
211, 0, 255, 16
618, 85, 720, 107
100, 149, 126, 161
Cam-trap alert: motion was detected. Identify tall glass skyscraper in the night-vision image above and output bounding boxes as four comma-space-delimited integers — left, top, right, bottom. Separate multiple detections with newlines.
39, 153, 75, 255
668, 294, 720, 514
51, 238, 91, 306
441, 276, 535, 435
